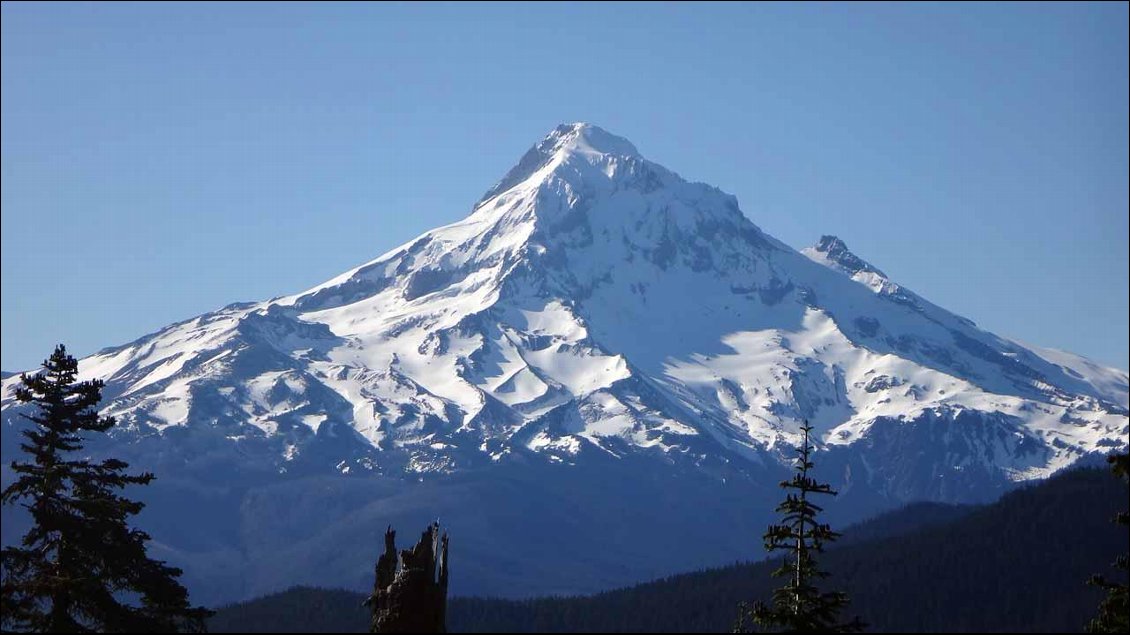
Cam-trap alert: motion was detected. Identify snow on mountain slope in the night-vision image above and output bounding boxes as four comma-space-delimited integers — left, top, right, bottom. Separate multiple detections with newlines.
1010, 342, 1130, 410
2, 123, 1126, 603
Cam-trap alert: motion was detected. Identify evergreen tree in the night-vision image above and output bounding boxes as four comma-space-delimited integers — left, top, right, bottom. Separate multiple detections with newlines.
0, 344, 212, 633
735, 421, 864, 633
1087, 452, 1129, 633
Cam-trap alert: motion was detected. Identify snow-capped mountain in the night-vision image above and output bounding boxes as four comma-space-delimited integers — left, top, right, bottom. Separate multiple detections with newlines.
2, 123, 1126, 604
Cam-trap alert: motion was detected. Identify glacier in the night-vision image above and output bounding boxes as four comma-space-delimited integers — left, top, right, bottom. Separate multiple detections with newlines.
2, 123, 1126, 605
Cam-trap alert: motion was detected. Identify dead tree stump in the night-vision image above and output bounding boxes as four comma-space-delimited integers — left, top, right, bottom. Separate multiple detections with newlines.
365, 522, 449, 633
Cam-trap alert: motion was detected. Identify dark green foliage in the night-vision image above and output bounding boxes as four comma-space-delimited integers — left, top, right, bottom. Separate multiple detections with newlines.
0, 344, 212, 633
830, 502, 972, 548
1087, 452, 1129, 633
736, 422, 864, 633
210, 466, 1127, 633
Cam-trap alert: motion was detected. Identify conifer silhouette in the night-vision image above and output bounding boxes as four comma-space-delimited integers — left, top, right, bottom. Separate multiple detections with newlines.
1087, 452, 1129, 633
735, 421, 864, 633
1, 344, 212, 632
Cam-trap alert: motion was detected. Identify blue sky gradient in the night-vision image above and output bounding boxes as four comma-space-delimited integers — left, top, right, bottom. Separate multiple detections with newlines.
2, 2, 1127, 371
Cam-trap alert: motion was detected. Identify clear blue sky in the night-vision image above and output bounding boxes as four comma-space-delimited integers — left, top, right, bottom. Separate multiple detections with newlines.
2, 2, 1127, 372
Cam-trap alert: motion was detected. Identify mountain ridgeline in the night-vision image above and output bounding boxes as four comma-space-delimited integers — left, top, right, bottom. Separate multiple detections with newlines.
208, 467, 1129, 632
2, 123, 1127, 605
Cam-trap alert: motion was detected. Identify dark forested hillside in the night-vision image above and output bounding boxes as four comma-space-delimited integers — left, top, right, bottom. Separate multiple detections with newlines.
210, 587, 367, 633
210, 467, 1127, 633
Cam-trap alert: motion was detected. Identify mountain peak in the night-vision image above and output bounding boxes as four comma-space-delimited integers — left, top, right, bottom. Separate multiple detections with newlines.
477, 123, 641, 205
545, 122, 640, 159
5, 122, 1126, 608
808, 234, 887, 278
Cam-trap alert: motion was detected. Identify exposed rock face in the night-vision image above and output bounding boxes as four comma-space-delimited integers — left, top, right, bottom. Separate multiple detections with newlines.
367, 523, 449, 633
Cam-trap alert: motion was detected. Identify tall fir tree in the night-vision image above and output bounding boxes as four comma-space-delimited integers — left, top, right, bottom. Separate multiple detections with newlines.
1087, 451, 1129, 633
0, 344, 212, 633
735, 421, 864, 633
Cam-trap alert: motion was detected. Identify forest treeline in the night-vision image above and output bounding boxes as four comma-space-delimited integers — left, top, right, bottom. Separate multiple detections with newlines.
209, 466, 1128, 633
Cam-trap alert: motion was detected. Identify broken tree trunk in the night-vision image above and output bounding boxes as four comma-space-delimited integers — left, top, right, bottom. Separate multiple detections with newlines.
366, 522, 449, 633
